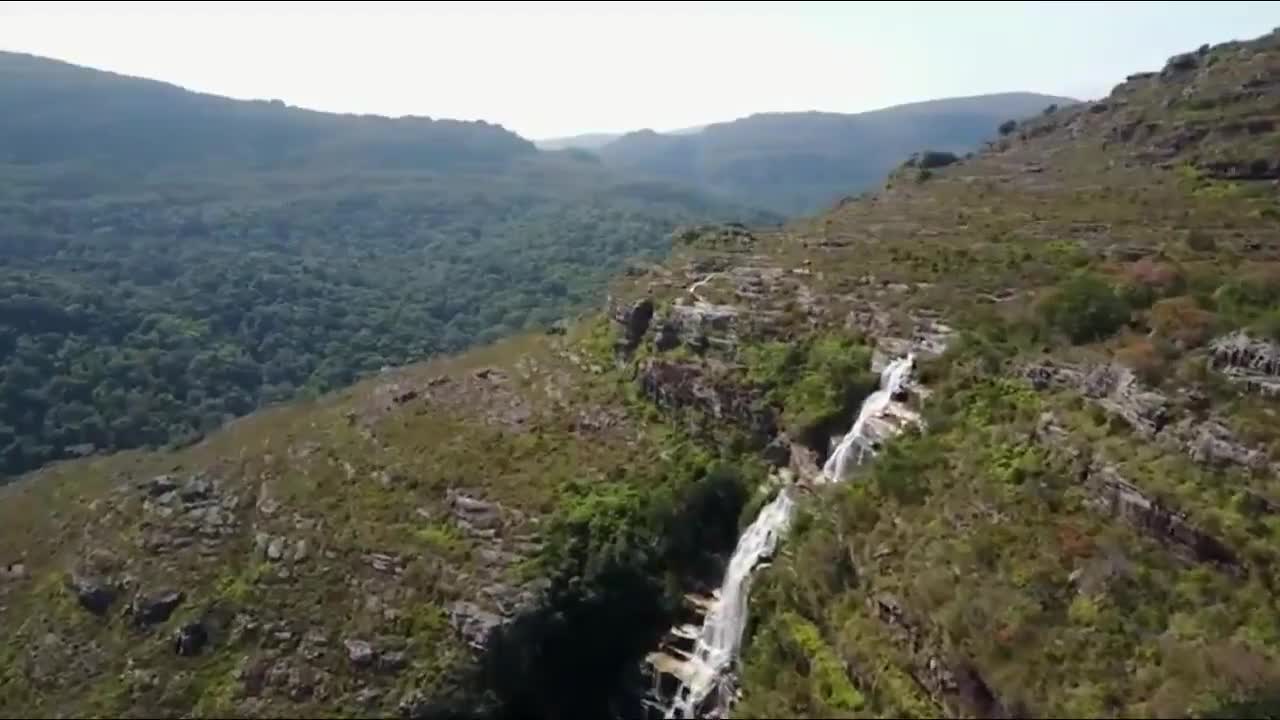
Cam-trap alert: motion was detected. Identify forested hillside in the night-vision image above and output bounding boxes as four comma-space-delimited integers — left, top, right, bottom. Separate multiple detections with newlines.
0, 52, 775, 477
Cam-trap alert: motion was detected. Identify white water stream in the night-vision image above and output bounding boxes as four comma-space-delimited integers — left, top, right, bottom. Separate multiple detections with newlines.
662, 355, 915, 718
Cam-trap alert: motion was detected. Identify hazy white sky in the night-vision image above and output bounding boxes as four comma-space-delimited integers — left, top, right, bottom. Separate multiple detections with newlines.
2, 1, 1278, 138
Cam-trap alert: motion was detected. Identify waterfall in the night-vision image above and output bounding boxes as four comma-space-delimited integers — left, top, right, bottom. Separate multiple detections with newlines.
657, 353, 916, 719
820, 355, 915, 483
666, 488, 795, 718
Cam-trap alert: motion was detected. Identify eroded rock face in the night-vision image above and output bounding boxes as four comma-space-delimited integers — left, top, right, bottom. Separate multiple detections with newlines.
655, 302, 740, 353
1085, 462, 1240, 572
612, 297, 655, 354
1081, 365, 1169, 437
1025, 362, 1168, 434
866, 593, 1009, 719
1024, 360, 1272, 474
1033, 411, 1244, 573
1165, 418, 1267, 470
1210, 331, 1280, 396
637, 359, 774, 438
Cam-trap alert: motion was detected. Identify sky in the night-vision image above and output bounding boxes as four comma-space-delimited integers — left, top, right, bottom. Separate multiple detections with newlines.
2, 1, 1279, 139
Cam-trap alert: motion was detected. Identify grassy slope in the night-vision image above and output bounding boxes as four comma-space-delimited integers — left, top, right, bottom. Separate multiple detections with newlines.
730, 32, 1280, 718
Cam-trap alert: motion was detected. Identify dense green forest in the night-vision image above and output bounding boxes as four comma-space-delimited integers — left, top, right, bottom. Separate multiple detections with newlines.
0, 52, 774, 477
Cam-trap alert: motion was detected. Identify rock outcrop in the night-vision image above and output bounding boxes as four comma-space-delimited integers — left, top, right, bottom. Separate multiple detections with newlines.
867, 593, 1009, 719
1034, 412, 1243, 574
1209, 331, 1280, 396
612, 298, 656, 354
637, 359, 775, 438
1085, 461, 1241, 573
137, 473, 240, 554
1165, 418, 1268, 470
1022, 359, 1273, 476
654, 301, 740, 353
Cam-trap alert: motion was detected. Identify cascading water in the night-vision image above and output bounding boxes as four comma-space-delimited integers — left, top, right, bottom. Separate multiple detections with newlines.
666, 488, 795, 718
657, 354, 916, 719
820, 355, 915, 483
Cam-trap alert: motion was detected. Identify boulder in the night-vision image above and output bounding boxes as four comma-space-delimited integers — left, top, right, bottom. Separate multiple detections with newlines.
129, 590, 184, 627
377, 650, 409, 674
0, 562, 26, 582
67, 572, 117, 615
1022, 360, 1085, 391
174, 622, 208, 656
266, 537, 286, 562
449, 492, 502, 532
448, 601, 505, 650
344, 639, 376, 668
762, 435, 792, 468
141, 475, 179, 497
179, 475, 213, 502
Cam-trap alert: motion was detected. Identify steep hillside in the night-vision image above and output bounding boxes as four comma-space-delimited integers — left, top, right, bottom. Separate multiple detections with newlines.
595, 92, 1075, 215
5, 27, 1280, 720
0, 52, 776, 478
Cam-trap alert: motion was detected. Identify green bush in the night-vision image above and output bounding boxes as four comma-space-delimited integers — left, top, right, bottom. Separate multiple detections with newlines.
742, 334, 877, 439
1252, 309, 1280, 342
1215, 265, 1280, 324
1037, 272, 1131, 343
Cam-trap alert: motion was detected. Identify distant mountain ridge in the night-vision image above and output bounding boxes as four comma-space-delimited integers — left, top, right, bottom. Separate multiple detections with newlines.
0, 50, 538, 176
546, 92, 1076, 214
535, 125, 706, 151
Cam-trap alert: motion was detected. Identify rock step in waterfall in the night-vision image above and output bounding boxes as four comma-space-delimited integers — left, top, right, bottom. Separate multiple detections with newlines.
646, 353, 921, 719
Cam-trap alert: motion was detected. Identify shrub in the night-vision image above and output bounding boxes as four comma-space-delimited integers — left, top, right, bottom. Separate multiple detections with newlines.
917, 150, 960, 169
1186, 229, 1217, 252
1038, 272, 1131, 343
1148, 296, 1216, 348
998, 119, 1018, 136
1252, 308, 1280, 342
743, 334, 876, 439
1115, 337, 1167, 385
1215, 264, 1280, 321
1122, 258, 1185, 308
